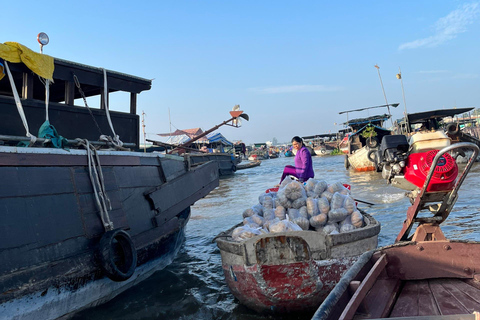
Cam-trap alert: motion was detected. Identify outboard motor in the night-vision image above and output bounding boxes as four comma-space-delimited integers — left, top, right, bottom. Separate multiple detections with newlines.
379, 133, 459, 192
377, 135, 409, 183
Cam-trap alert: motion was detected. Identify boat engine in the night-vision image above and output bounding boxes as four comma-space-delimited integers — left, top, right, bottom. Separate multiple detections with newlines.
378, 134, 459, 192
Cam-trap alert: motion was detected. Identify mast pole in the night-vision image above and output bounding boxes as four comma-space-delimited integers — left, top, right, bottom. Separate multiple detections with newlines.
142, 111, 146, 153
397, 67, 409, 134
375, 64, 394, 127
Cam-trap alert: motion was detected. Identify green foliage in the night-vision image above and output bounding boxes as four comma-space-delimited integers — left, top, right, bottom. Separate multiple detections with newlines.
360, 125, 377, 139
330, 148, 343, 155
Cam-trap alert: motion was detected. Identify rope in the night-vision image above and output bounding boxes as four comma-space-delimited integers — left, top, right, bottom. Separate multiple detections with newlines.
73, 74, 104, 137
102, 68, 123, 148
77, 139, 114, 231
4, 61, 37, 146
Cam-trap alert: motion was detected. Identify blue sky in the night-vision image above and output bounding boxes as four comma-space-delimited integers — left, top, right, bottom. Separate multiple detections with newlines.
2, 1, 480, 144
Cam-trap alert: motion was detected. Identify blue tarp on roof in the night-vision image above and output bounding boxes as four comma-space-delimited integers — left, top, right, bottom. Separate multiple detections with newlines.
195, 132, 233, 145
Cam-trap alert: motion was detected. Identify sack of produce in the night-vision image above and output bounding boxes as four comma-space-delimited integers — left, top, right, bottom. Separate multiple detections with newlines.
309, 213, 328, 228
331, 192, 347, 210
321, 191, 334, 202
287, 208, 301, 219
291, 197, 307, 209
264, 217, 281, 231
293, 217, 309, 230
320, 222, 339, 234
314, 180, 328, 197
243, 215, 264, 227
298, 206, 308, 219
242, 208, 255, 218
262, 195, 275, 209
232, 225, 266, 241
306, 198, 319, 217
328, 208, 349, 223
251, 204, 263, 216
274, 205, 286, 220
351, 210, 364, 228
327, 181, 350, 195
284, 181, 306, 200
262, 208, 276, 221
343, 196, 356, 213
317, 197, 330, 214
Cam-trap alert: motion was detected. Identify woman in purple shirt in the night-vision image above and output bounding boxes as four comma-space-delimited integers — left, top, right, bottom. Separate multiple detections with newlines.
279, 136, 314, 183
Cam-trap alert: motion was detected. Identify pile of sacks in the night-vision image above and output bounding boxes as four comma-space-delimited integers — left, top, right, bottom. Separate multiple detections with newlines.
231, 177, 365, 241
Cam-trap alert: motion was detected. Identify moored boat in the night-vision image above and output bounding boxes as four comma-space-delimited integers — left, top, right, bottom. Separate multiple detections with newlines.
236, 160, 261, 170
216, 212, 380, 313
0, 39, 219, 319
313, 142, 480, 320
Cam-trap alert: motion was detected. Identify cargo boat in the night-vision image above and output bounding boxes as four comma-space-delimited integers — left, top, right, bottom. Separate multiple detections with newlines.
215, 211, 380, 313
312, 143, 480, 320
0, 39, 219, 319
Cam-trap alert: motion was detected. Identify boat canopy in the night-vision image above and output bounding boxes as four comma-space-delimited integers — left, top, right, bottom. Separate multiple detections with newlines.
343, 114, 391, 131
164, 130, 233, 146
406, 107, 474, 124
349, 124, 391, 137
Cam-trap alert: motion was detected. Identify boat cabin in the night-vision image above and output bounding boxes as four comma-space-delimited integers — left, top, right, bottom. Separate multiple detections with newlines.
0, 48, 151, 147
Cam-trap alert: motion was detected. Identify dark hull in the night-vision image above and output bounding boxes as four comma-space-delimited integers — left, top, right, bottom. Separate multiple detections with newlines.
0, 147, 219, 319
186, 153, 240, 176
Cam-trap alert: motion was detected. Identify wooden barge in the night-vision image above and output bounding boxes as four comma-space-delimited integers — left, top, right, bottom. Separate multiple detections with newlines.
0, 40, 219, 319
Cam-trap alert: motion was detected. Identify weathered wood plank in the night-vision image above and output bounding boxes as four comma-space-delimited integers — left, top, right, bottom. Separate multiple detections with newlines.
361, 278, 401, 318
339, 253, 387, 319
429, 279, 470, 315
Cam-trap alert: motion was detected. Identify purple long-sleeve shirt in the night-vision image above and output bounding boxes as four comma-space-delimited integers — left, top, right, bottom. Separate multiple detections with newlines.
294, 146, 314, 181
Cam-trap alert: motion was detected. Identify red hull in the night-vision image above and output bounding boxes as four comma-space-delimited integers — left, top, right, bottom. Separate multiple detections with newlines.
222, 257, 358, 313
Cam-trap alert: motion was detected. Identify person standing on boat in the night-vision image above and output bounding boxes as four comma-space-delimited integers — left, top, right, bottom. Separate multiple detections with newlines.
279, 136, 314, 183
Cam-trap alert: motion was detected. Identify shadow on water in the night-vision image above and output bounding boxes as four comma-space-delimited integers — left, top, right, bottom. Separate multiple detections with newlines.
73, 155, 480, 320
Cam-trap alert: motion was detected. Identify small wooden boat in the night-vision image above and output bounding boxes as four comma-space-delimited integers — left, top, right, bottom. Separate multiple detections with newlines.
313, 143, 480, 320
236, 160, 261, 170
215, 211, 380, 313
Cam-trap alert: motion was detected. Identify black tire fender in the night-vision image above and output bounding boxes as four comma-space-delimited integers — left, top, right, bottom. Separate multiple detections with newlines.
446, 123, 459, 135
367, 149, 377, 163
232, 165, 237, 172
98, 229, 137, 282
366, 137, 378, 148
320, 148, 326, 154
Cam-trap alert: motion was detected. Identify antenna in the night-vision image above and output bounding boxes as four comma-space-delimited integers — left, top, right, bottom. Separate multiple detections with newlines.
375, 64, 394, 127
142, 111, 146, 153
168, 108, 172, 137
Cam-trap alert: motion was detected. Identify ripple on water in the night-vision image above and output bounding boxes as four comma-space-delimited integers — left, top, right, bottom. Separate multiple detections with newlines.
75, 155, 480, 320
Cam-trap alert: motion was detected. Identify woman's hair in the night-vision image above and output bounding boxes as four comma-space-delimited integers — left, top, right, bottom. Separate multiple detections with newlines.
291, 136, 303, 144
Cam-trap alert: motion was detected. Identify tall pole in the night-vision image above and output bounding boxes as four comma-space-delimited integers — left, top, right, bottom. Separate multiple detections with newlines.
375, 64, 394, 127
396, 67, 409, 134
142, 111, 146, 153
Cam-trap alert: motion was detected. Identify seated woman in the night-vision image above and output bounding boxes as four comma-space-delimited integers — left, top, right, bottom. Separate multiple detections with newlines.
280, 136, 314, 183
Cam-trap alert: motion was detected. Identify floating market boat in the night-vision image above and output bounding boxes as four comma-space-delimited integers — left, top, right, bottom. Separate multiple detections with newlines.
236, 160, 261, 170
313, 142, 480, 320
0, 38, 220, 319
215, 210, 380, 313
341, 111, 395, 172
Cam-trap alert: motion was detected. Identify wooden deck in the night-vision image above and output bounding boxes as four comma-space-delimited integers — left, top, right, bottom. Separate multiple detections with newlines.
387, 279, 480, 318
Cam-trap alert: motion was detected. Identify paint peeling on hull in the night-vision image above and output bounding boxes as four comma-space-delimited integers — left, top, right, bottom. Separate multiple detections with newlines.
216, 213, 381, 313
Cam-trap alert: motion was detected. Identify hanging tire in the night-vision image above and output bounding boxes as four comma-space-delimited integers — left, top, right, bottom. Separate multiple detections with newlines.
320, 148, 326, 154
446, 123, 459, 136
366, 137, 378, 148
367, 150, 377, 163
98, 229, 137, 282
232, 165, 237, 172
344, 155, 350, 169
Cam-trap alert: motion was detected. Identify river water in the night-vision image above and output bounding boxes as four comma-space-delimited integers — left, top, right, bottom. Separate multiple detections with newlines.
73, 155, 480, 320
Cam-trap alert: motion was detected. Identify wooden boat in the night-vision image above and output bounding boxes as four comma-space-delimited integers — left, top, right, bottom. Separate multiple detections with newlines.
343, 116, 392, 172
236, 160, 261, 170
313, 143, 480, 320
285, 149, 294, 157
186, 152, 240, 176
0, 40, 219, 319
215, 211, 380, 313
